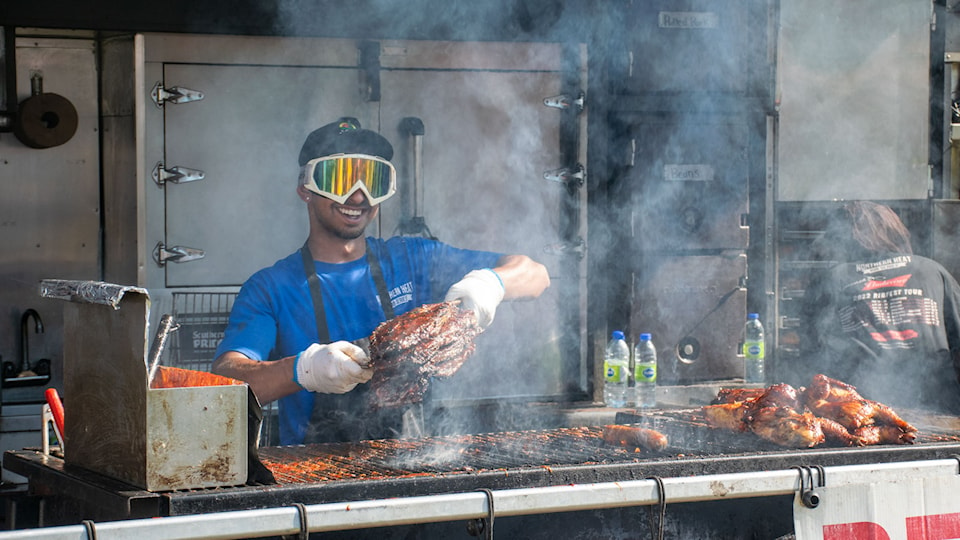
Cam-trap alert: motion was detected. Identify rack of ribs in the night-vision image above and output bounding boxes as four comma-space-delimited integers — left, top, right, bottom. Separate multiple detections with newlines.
366, 301, 482, 409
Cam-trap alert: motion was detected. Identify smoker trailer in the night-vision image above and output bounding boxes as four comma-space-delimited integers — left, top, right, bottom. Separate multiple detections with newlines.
7, 0, 960, 538
6, 413, 960, 538
7, 279, 960, 538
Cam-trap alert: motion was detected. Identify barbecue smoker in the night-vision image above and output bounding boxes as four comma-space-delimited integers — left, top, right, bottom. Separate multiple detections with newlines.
8, 280, 960, 539
8, 0, 960, 538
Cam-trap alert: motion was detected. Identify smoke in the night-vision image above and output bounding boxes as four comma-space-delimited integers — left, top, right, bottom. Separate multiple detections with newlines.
777, 0, 931, 201
263, 0, 573, 42
221, 1, 945, 419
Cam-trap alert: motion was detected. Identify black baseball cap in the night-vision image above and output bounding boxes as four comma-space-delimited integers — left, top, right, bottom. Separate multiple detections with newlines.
298, 117, 394, 166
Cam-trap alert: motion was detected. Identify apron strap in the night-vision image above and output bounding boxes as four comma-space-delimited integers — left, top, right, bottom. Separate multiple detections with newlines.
300, 239, 394, 344
365, 239, 395, 320
300, 238, 401, 443
300, 242, 331, 344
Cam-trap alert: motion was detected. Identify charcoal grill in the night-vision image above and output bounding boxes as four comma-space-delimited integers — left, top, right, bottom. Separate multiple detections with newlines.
7, 406, 960, 524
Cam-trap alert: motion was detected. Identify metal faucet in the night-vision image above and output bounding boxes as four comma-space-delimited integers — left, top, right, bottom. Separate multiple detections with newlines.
20, 309, 43, 373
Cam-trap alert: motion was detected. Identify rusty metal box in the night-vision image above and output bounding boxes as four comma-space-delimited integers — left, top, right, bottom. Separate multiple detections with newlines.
41, 280, 248, 491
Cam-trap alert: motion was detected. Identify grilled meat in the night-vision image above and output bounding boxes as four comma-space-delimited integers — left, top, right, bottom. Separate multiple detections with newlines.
802, 373, 863, 403
367, 301, 482, 408
714, 387, 764, 404
749, 406, 824, 448
818, 416, 863, 446
702, 401, 752, 431
701, 374, 917, 448
853, 425, 917, 445
601, 425, 669, 452
753, 383, 803, 410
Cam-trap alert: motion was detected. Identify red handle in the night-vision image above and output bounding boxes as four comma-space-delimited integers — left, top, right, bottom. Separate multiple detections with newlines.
44, 387, 65, 437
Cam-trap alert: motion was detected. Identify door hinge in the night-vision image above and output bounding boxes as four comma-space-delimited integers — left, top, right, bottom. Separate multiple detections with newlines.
153, 242, 205, 266
543, 91, 585, 113
152, 162, 206, 186
151, 82, 205, 108
543, 163, 585, 187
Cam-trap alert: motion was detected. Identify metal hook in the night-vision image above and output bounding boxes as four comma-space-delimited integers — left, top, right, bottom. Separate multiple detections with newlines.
466, 488, 495, 539
793, 465, 824, 509
20, 308, 43, 374
645, 476, 666, 540
81, 519, 97, 540
281, 503, 308, 540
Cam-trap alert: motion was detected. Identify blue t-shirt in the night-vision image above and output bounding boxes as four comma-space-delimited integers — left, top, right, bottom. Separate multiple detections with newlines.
215, 236, 501, 445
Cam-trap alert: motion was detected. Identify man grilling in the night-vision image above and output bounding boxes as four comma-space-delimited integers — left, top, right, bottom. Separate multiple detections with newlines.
212, 117, 550, 446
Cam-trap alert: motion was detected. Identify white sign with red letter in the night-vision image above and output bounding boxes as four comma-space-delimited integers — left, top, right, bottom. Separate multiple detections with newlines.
794, 475, 960, 540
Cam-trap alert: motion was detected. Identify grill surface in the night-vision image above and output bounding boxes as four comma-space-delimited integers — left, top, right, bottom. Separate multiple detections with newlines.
258, 408, 960, 484
8, 407, 960, 520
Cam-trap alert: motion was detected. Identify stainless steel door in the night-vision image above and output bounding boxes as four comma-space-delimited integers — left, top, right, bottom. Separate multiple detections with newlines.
161, 62, 366, 287
378, 41, 572, 400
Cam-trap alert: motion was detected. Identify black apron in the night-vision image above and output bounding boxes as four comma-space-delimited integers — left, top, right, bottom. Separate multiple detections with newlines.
299, 240, 403, 443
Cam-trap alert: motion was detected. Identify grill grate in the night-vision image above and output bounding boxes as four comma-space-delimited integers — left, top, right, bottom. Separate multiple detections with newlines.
258, 425, 658, 483
257, 410, 960, 485
170, 292, 236, 372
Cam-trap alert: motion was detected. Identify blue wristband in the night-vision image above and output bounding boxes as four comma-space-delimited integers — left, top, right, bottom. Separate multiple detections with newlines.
292, 351, 304, 388
484, 268, 504, 291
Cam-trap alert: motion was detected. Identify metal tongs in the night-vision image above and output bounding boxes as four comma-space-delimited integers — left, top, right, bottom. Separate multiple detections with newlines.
147, 314, 180, 385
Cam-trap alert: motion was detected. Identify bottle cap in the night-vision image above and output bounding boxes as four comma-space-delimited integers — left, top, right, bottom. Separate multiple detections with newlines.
612, 330, 625, 340
640, 333, 652, 341
748, 313, 759, 320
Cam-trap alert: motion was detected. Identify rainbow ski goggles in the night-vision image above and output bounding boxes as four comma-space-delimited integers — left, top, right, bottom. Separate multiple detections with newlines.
300, 153, 397, 205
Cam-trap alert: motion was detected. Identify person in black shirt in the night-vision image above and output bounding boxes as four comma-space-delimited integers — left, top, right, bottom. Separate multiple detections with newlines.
799, 201, 960, 413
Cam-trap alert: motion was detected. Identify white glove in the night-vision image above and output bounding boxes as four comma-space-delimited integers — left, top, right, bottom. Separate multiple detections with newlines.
444, 268, 505, 328
294, 342, 372, 394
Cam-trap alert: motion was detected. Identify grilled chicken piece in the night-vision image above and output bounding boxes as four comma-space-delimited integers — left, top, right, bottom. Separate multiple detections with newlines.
601, 425, 669, 452
868, 400, 917, 433
702, 402, 752, 431
714, 387, 764, 405
748, 406, 825, 448
853, 425, 917, 445
803, 374, 864, 403
754, 383, 803, 411
806, 398, 917, 433
818, 416, 863, 446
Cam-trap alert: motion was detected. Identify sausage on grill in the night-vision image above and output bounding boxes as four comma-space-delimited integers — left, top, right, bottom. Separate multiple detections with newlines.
601, 425, 668, 452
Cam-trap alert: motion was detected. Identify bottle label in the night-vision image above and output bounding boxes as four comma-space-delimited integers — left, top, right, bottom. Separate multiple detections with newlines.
743, 341, 765, 359
604, 363, 626, 383
635, 363, 657, 383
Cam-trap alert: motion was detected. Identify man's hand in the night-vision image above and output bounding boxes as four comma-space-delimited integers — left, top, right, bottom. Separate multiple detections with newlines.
294, 342, 372, 394
444, 268, 505, 328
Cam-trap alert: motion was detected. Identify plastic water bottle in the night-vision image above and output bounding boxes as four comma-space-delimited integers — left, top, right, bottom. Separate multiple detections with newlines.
634, 333, 657, 408
603, 330, 630, 407
743, 313, 765, 384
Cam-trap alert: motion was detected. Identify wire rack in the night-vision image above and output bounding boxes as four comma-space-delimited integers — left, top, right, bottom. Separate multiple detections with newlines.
170, 292, 278, 445
170, 292, 236, 372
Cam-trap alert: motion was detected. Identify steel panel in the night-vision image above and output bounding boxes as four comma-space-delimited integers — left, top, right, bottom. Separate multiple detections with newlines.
621, 0, 755, 94
160, 62, 366, 287
777, 0, 931, 201
0, 37, 100, 395
631, 253, 747, 383
377, 54, 570, 401
626, 117, 750, 251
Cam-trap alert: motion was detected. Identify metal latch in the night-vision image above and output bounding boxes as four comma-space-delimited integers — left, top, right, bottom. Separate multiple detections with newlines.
153, 242, 205, 266
150, 82, 205, 108
543, 91, 585, 112
152, 162, 205, 185
794, 465, 825, 509
543, 237, 585, 259
543, 163, 585, 187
